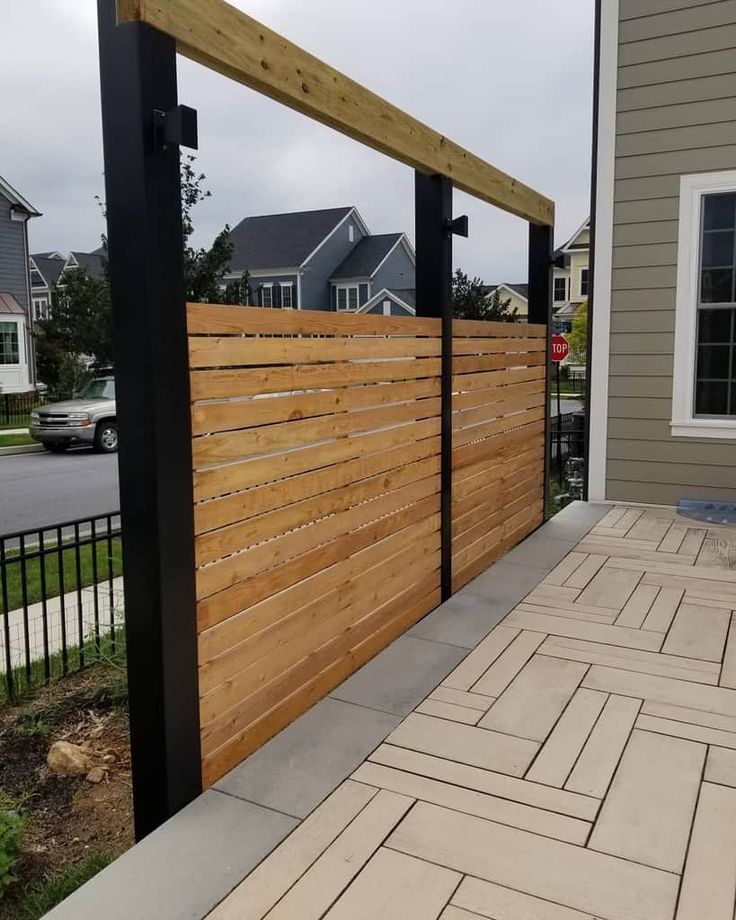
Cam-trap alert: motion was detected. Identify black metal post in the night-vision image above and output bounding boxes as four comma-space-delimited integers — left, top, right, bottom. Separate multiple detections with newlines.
97, 0, 201, 840
415, 172, 453, 602
528, 223, 554, 519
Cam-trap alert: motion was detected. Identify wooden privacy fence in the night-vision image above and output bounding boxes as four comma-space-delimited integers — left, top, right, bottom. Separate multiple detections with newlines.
188, 303, 545, 785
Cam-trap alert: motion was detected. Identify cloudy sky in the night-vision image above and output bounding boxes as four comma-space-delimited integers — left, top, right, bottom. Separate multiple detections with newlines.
2, 0, 593, 283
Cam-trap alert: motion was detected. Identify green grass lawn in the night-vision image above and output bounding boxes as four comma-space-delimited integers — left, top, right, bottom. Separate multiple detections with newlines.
1, 631, 127, 706
1, 537, 123, 614
0, 433, 35, 448
0, 417, 31, 432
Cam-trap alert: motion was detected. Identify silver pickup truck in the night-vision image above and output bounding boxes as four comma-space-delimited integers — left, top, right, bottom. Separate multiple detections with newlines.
30, 376, 118, 453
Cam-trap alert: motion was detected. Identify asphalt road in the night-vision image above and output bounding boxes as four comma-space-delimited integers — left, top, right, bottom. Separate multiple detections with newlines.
0, 448, 119, 535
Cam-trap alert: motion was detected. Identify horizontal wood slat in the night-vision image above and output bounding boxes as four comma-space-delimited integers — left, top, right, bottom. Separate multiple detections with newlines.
452, 321, 546, 591
186, 305, 546, 785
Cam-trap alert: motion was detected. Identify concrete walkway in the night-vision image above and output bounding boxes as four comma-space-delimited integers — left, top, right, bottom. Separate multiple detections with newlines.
1, 577, 124, 673
52, 500, 736, 920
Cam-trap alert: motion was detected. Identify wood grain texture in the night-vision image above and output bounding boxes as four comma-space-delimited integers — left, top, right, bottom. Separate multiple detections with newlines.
117, 3, 554, 224
188, 306, 545, 783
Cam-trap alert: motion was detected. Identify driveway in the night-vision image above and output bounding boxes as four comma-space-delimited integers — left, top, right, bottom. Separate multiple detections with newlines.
0, 449, 119, 534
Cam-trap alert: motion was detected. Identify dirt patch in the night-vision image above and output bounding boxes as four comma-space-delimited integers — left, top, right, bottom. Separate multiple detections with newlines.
0, 665, 133, 913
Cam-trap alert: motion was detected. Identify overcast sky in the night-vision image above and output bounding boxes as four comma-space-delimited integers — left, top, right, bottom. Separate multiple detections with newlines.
1, 0, 593, 282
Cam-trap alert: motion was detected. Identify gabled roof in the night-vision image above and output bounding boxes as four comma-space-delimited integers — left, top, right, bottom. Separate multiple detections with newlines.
67, 251, 105, 280
228, 206, 356, 271
331, 233, 405, 280
0, 175, 41, 217
30, 255, 66, 290
0, 292, 25, 315
358, 287, 416, 315
554, 217, 590, 259
486, 283, 529, 302
32, 251, 64, 260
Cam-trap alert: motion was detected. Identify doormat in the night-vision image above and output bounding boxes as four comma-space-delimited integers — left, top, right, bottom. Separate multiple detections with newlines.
677, 500, 736, 526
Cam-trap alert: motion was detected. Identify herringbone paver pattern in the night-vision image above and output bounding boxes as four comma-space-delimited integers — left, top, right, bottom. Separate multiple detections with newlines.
208, 505, 736, 920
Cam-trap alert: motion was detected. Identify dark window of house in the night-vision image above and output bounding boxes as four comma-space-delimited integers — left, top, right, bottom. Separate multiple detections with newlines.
580, 268, 589, 298
0, 322, 20, 365
695, 193, 736, 417
554, 277, 567, 302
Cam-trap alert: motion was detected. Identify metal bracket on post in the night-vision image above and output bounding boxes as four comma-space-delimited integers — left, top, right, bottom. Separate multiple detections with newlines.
153, 105, 199, 152
445, 215, 469, 238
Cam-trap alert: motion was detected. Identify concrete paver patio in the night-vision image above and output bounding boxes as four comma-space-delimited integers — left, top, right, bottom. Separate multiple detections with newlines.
207, 503, 736, 920
48, 501, 736, 920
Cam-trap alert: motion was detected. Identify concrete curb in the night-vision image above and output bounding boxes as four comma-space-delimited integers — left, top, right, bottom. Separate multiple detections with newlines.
0, 443, 43, 457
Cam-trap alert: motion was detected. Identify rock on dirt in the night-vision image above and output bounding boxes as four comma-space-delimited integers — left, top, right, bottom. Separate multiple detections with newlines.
86, 766, 107, 784
47, 741, 91, 776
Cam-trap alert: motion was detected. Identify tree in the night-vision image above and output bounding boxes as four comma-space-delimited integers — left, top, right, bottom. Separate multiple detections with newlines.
35, 157, 233, 397
568, 300, 588, 365
451, 269, 517, 321
35, 264, 113, 399
180, 155, 235, 303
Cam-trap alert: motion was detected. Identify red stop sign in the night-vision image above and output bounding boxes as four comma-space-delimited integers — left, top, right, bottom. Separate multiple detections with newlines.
551, 334, 570, 363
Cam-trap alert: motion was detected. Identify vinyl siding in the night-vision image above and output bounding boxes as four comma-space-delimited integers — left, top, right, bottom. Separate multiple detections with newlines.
606, 0, 736, 503
372, 242, 415, 292
301, 216, 367, 311
0, 196, 30, 313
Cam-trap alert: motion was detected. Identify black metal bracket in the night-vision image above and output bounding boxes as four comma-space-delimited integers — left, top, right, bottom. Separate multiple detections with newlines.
551, 251, 565, 269
445, 214, 469, 238
153, 105, 199, 152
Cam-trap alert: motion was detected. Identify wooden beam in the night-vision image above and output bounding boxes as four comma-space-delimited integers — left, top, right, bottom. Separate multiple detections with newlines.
117, 0, 554, 225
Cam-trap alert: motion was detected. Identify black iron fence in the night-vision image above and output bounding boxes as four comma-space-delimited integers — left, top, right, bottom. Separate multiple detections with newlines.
0, 511, 123, 701
0, 392, 41, 427
550, 412, 586, 486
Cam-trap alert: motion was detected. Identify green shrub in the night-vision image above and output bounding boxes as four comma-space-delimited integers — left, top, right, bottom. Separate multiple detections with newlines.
0, 803, 24, 898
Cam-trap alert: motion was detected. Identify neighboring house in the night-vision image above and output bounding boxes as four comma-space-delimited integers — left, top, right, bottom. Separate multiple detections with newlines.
0, 175, 40, 392
29, 252, 65, 320
29, 247, 106, 320
484, 283, 529, 320
590, 0, 736, 505
224, 206, 415, 314
553, 218, 589, 333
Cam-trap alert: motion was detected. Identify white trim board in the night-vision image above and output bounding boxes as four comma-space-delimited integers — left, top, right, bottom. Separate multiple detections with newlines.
588, 0, 619, 502
671, 170, 736, 441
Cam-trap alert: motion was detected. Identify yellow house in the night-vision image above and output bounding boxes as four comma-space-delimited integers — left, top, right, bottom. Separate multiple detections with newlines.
553, 218, 589, 331
485, 283, 529, 320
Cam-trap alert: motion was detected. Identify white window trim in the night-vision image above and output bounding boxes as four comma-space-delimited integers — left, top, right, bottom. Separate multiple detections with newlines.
336, 283, 360, 311
587, 0, 619, 501
0, 318, 23, 366
261, 282, 273, 307
671, 170, 736, 440
280, 282, 293, 309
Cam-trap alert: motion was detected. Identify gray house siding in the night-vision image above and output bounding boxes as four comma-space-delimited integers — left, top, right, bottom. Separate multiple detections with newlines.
605, 0, 736, 503
0, 196, 30, 314
301, 217, 367, 311
366, 300, 412, 317
372, 244, 414, 293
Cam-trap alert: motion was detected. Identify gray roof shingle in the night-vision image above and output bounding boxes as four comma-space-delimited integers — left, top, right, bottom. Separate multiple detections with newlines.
331, 234, 402, 280
228, 207, 353, 270
30, 256, 65, 289
69, 252, 106, 280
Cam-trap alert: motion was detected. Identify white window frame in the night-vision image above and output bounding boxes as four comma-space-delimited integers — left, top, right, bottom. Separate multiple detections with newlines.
336, 284, 359, 312
579, 267, 589, 299
261, 283, 273, 308
553, 276, 567, 302
382, 299, 392, 316
672, 170, 736, 439
0, 319, 22, 366
348, 224, 355, 243
33, 297, 49, 320
280, 282, 293, 309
